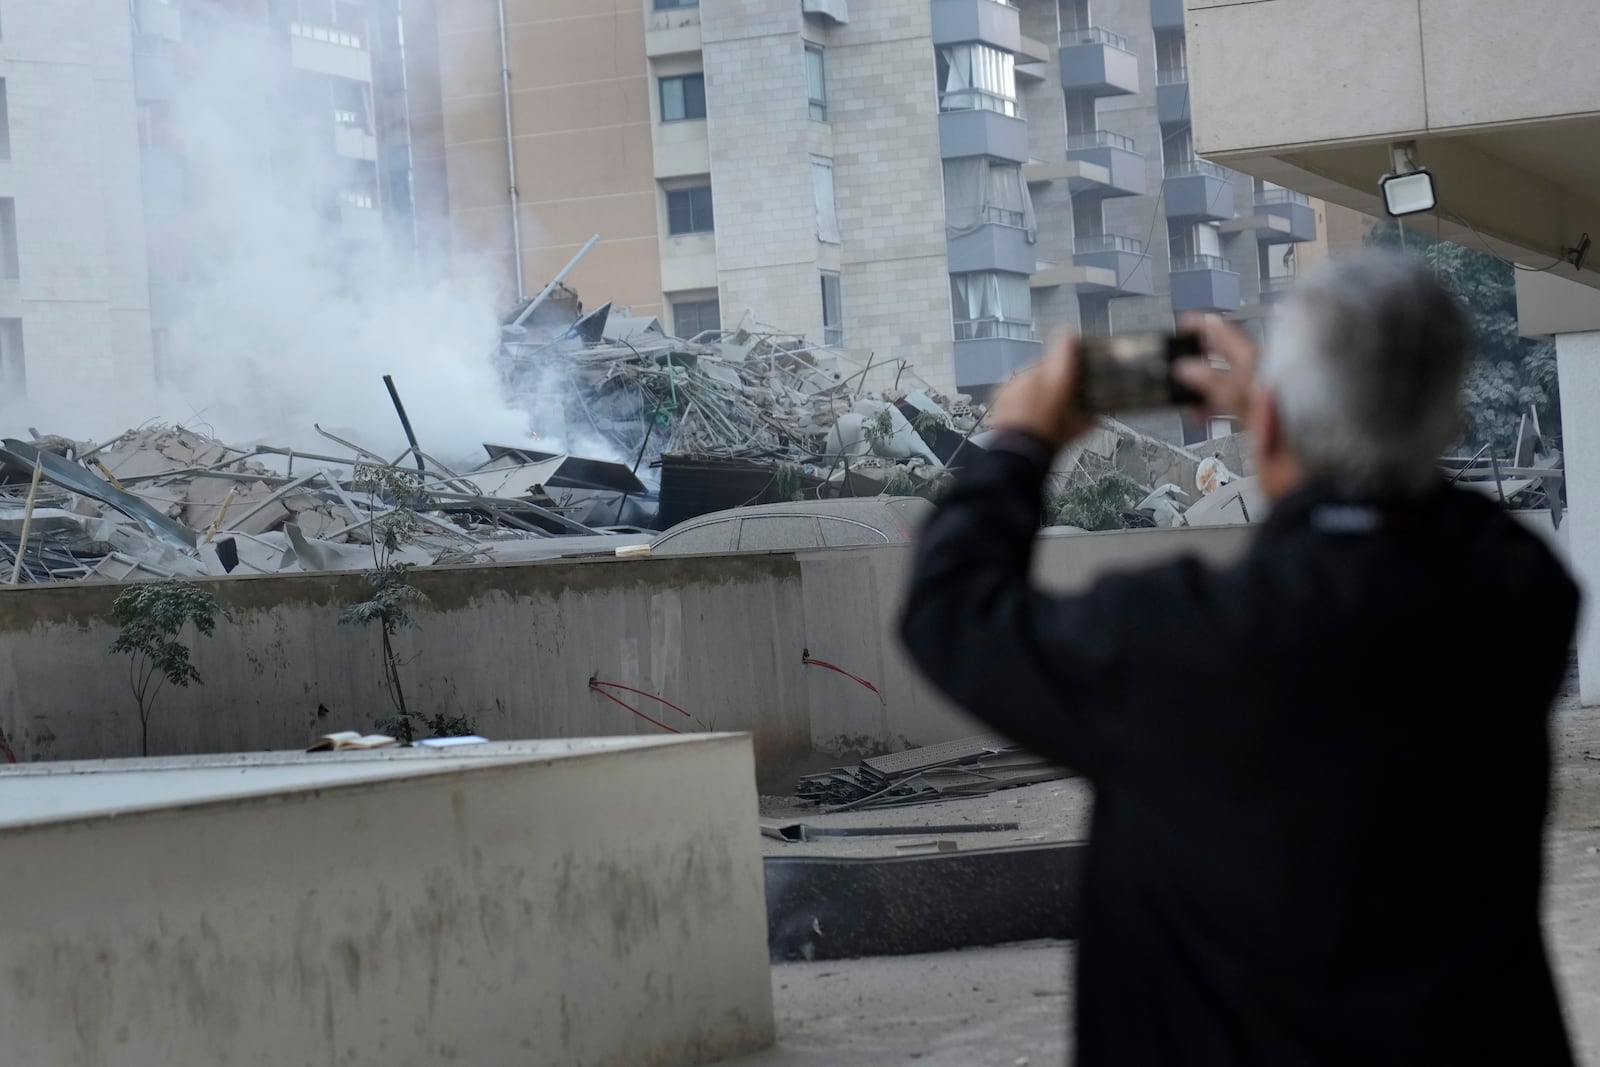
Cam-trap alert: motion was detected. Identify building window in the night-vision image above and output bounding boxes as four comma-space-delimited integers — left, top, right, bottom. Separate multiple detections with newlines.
0, 318, 23, 395
811, 159, 839, 244
0, 80, 11, 160
666, 184, 714, 235
0, 199, 18, 279
654, 0, 698, 8
672, 296, 720, 338
936, 44, 1017, 117
944, 158, 1034, 233
821, 271, 843, 345
659, 74, 706, 122
385, 144, 413, 220
805, 44, 827, 121
1169, 221, 1221, 267
950, 271, 1033, 340
1155, 29, 1187, 80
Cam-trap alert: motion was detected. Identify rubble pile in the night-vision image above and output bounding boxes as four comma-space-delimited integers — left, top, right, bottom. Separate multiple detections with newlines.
496, 296, 984, 508
0, 286, 990, 587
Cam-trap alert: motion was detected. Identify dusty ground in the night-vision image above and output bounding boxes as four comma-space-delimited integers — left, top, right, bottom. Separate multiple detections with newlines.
723, 672, 1600, 1066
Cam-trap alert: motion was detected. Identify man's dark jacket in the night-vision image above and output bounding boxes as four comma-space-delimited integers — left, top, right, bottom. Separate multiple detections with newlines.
900, 441, 1578, 1066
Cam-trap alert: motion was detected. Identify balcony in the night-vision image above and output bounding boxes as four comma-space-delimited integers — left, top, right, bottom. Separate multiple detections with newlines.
931, 0, 1021, 52
1064, 131, 1145, 198
939, 104, 1029, 163
1156, 66, 1189, 124
1072, 234, 1155, 296
947, 212, 1036, 275
1163, 159, 1233, 222
290, 22, 372, 82
1259, 274, 1295, 302
953, 327, 1041, 392
334, 120, 378, 162
1058, 26, 1139, 97
1170, 254, 1242, 313
1151, 0, 1185, 31
1254, 188, 1318, 243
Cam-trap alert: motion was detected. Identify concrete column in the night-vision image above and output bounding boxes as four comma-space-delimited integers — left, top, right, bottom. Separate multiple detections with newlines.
1556, 330, 1600, 704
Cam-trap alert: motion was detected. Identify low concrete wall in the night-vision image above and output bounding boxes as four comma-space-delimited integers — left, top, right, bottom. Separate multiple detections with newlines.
0, 736, 774, 1066
0, 526, 1254, 787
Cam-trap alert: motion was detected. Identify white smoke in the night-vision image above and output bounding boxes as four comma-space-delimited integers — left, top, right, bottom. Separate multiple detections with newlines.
4, 5, 539, 466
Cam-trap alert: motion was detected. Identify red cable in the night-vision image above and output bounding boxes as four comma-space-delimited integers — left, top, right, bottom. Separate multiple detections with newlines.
589, 680, 695, 721
803, 656, 886, 705
589, 683, 681, 734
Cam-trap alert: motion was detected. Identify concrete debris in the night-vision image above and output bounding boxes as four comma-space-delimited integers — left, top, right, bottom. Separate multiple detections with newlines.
0, 283, 988, 585
494, 297, 985, 510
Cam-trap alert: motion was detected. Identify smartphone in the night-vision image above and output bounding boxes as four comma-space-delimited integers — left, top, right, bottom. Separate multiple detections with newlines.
1076, 331, 1204, 413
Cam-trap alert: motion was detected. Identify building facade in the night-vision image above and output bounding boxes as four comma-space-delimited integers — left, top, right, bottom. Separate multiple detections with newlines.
425, 0, 1326, 426
0, 1, 155, 406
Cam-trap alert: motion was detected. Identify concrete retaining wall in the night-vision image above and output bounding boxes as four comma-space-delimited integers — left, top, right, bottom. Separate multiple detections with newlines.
0, 526, 1254, 788
0, 737, 774, 1066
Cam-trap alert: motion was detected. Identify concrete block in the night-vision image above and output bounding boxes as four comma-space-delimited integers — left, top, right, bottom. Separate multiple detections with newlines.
0, 737, 775, 1066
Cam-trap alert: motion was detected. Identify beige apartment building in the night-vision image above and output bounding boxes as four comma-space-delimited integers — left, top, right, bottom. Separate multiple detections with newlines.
0, 1, 155, 408
426, 0, 1353, 415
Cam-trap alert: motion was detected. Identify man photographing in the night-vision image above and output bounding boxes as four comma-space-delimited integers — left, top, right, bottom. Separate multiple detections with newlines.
900, 250, 1578, 1065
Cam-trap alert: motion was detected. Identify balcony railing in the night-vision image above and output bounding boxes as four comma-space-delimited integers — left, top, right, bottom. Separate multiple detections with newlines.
290, 22, 363, 49
1260, 274, 1296, 292
333, 108, 364, 127
1256, 188, 1310, 206
1165, 159, 1229, 180
954, 317, 1036, 341
1066, 130, 1134, 153
939, 89, 1021, 119
1059, 26, 1131, 51
1156, 66, 1188, 85
979, 205, 1028, 228
1075, 234, 1144, 255
1171, 254, 1234, 272
339, 190, 375, 210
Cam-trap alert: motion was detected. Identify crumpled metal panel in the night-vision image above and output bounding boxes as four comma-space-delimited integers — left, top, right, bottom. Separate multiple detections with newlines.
0, 439, 197, 550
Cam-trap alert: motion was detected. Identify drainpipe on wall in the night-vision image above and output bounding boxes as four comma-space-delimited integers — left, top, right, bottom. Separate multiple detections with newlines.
495, 0, 526, 301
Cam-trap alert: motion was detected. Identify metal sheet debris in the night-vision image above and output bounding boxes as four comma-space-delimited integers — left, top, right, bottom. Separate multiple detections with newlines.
795, 737, 1074, 811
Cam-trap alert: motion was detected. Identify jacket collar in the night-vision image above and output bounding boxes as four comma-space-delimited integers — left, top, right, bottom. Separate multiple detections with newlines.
1256, 479, 1449, 540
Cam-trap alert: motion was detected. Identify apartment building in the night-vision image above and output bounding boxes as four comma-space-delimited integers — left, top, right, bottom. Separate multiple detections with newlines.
133, 0, 415, 372
0, 1, 155, 407
424, 0, 1326, 428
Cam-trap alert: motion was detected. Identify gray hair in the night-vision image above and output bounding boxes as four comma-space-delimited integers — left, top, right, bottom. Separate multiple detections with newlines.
1260, 249, 1469, 497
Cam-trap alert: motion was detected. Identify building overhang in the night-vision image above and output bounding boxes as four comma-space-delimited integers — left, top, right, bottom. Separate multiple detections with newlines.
1187, 0, 1600, 291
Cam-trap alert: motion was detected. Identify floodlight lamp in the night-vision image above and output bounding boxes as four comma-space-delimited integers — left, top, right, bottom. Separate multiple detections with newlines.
1379, 169, 1437, 217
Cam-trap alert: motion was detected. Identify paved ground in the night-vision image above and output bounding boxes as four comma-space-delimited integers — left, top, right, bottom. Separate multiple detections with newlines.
723, 671, 1600, 1065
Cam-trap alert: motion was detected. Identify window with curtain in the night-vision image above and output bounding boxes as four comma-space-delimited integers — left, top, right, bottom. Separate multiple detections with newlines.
811, 159, 840, 243
936, 44, 1017, 117
950, 271, 1034, 340
659, 74, 706, 122
805, 44, 827, 121
1154, 29, 1187, 76
821, 272, 843, 345
942, 158, 1036, 241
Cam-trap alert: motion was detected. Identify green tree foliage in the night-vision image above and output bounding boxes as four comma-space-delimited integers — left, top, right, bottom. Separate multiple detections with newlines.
340, 464, 433, 742
1366, 222, 1559, 455
1045, 471, 1144, 531
110, 580, 221, 756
